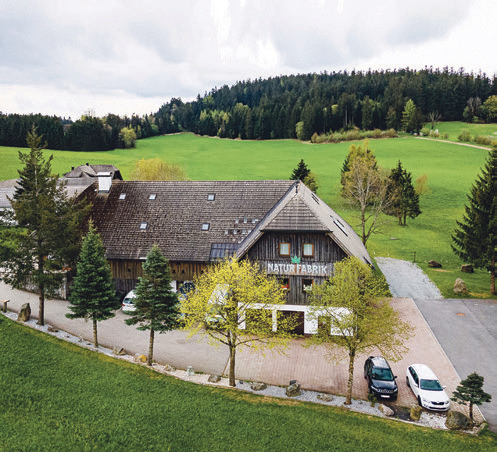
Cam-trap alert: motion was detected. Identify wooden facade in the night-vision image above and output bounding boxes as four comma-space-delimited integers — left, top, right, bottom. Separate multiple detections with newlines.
245, 231, 347, 305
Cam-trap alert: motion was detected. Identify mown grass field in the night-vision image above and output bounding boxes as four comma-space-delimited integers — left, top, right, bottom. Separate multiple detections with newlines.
0, 128, 494, 298
0, 315, 495, 452
429, 121, 497, 142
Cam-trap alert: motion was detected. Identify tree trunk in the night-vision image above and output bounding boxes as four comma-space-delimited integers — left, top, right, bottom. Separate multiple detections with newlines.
491, 254, 495, 295
148, 328, 154, 366
361, 208, 367, 245
345, 349, 356, 405
93, 317, 98, 348
38, 284, 45, 326
469, 401, 474, 420
228, 344, 236, 387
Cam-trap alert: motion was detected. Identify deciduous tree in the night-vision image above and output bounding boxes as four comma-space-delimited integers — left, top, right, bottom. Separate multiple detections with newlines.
451, 372, 492, 420
130, 158, 189, 181
125, 245, 181, 366
0, 127, 89, 325
308, 257, 413, 405
452, 149, 497, 294
66, 222, 119, 348
181, 258, 294, 387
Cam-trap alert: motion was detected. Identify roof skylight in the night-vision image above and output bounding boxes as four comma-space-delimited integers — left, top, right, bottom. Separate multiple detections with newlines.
140, 221, 148, 230
207, 194, 215, 201
201, 223, 210, 231
119, 193, 126, 200
149, 194, 157, 200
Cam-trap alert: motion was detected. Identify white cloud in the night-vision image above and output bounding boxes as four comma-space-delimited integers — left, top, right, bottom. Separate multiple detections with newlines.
0, 0, 494, 119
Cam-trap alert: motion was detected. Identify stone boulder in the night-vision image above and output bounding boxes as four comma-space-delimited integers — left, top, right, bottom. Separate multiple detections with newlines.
164, 364, 176, 372
445, 410, 474, 430
47, 326, 59, 333
17, 303, 31, 322
379, 404, 394, 416
428, 260, 442, 268
410, 405, 422, 421
250, 382, 267, 391
208, 375, 221, 383
113, 346, 126, 355
317, 393, 334, 402
454, 278, 468, 294
286, 383, 301, 397
134, 354, 147, 363
461, 264, 474, 273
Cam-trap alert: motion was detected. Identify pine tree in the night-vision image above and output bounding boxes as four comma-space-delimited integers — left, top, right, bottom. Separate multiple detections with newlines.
451, 372, 492, 420
452, 149, 497, 294
388, 161, 421, 225
1, 127, 89, 325
290, 159, 310, 181
66, 222, 119, 348
125, 245, 181, 365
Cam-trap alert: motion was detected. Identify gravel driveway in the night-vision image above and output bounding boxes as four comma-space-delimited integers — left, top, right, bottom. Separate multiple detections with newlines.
376, 257, 442, 299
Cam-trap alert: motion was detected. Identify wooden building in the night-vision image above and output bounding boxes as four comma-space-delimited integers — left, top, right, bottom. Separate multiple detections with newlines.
84, 178, 372, 333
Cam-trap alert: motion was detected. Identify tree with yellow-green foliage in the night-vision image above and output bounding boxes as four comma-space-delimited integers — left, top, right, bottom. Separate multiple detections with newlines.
308, 257, 413, 405
130, 158, 189, 181
180, 258, 295, 387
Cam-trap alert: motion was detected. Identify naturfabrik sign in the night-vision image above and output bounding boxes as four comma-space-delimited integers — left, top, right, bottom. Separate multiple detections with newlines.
266, 260, 332, 277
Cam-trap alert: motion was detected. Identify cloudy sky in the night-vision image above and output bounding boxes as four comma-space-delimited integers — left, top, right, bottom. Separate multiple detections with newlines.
0, 0, 495, 119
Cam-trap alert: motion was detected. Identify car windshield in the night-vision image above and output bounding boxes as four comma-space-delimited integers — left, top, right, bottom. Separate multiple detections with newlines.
420, 379, 443, 391
372, 368, 394, 381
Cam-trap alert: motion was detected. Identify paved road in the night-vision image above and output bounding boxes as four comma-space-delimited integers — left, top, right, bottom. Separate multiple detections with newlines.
1, 282, 470, 419
414, 298, 497, 432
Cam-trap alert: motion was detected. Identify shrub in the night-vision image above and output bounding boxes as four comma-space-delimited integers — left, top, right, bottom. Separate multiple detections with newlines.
372, 129, 382, 139
429, 129, 440, 138
311, 132, 319, 143
443, 132, 449, 139
458, 130, 472, 142
492, 139, 497, 150
345, 129, 361, 141
475, 135, 492, 146
410, 405, 422, 421
420, 127, 430, 136
385, 128, 398, 138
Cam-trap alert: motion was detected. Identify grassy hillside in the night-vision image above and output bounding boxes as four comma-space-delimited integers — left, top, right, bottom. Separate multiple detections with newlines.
0, 131, 493, 297
0, 316, 494, 451
430, 121, 497, 142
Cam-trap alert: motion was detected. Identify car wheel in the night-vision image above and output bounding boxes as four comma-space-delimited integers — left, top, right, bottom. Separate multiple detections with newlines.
391, 395, 397, 401
406, 376, 410, 388
417, 396, 422, 407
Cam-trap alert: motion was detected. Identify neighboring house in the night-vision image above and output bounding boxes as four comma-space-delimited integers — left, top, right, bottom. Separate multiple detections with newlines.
64, 163, 123, 181
84, 178, 372, 334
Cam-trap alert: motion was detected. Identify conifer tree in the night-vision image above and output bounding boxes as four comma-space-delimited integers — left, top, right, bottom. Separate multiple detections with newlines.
451, 372, 492, 420
0, 127, 89, 325
125, 245, 181, 366
388, 161, 421, 225
452, 149, 497, 294
290, 159, 310, 181
66, 222, 119, 348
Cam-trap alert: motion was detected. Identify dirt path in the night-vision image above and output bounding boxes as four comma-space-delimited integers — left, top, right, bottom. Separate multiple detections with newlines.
376, 257, 442, 299
415, 136, 491, 151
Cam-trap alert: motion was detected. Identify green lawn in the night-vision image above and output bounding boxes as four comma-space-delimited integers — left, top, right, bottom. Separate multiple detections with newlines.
0, 315, 494, 451
424, 121, 497, 143
0, 131, 494, 298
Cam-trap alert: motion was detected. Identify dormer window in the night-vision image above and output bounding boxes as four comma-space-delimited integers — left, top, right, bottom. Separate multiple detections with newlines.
119, 193, 126, 200
140, 222, 148, 230
201, 223, 210, 231
149, 194, 157, 200
207, 194, 215, 201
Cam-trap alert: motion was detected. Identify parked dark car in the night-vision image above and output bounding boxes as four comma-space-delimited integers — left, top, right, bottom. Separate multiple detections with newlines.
364, 356, 398, 401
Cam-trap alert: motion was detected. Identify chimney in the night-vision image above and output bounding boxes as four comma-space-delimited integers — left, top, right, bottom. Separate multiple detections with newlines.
97, 172, 112, 193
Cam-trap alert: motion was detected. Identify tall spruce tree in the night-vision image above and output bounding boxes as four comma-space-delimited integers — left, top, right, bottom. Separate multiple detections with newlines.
452, 149, 497, 294
290, 159, 310, 181
66, 222, 119, 348
388, 161, 421, 225
451, 372, 492, 420
125, 245, 181, 366
0, 127, 89, 325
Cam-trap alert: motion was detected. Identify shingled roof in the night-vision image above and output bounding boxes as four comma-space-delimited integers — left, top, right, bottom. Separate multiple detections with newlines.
87, 179, 372, 267
89, 180, 295, 262
64, 164, 122, 180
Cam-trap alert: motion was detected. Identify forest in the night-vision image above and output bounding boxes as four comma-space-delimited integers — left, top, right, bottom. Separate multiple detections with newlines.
1, 67, 497, 150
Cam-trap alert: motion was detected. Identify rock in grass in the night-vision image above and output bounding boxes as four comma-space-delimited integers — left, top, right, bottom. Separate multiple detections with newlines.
454, 278, 468, 294
208, 375, 221, 383
461, 264, 474, 273
47, 326, 59, 333
445, 410, 474, 430
379, 404, 394, 416
286, 383, 301, 397
250, 382, 267, 391
17, 303, 31, 322
428, 260, 442, 268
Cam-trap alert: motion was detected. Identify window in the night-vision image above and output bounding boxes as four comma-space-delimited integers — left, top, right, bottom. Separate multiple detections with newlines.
303, 243, 314, 257
302, 279, 313, 293
140, 221, 148, 230
279, 242, 290, 256
149, 194, 157, 200
119, 193, 126, 200
207, 193, 215, 201
201, 222, 210, 231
